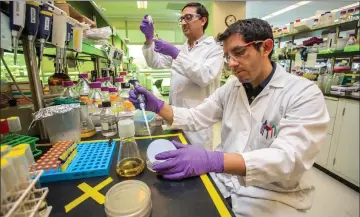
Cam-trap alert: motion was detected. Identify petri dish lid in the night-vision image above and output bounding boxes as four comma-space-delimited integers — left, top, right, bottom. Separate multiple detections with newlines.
147, 139, 176, 164
105, 180, 151, 216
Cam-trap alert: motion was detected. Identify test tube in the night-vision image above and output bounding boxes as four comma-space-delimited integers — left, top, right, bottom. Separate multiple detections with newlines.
52, 164, 59, 173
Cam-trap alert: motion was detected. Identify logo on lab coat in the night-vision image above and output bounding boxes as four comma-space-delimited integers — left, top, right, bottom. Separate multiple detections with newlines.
260, 120, 277, 139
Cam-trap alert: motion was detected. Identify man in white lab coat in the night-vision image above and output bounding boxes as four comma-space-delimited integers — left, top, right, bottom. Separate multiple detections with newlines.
130, 18, 329, 216
140, 2, 224, 150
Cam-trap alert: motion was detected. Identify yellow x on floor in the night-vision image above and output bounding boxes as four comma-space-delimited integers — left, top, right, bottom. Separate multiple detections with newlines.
64, 177, 113, 213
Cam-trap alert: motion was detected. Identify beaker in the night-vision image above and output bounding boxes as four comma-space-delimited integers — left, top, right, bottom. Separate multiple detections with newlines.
80, 97, 96, 138
117, 119, 144, 177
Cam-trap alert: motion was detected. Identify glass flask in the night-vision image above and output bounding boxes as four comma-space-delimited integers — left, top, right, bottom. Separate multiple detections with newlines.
79, 97, 96, 138
75, 73, 91, 96
61, 81, 80, 99
88, 82, 103, 108
117, 119, 144, 177
100, 101, 117, 138
103, 77, 114, 88
101, 87, 110, 101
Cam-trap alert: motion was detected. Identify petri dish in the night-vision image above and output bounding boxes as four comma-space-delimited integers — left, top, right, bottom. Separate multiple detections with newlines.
146, 139, 176, 165
105, 180, 151, 217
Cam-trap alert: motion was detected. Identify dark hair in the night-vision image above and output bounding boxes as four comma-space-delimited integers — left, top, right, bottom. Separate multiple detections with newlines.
182, 2, 209, 31
217, 18, 274, 59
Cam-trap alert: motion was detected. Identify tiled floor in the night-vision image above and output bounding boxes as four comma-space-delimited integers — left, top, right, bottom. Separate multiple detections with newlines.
212, 124, 359, 217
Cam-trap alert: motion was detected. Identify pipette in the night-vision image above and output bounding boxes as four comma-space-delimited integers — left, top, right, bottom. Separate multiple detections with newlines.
137, 94, 152, 138
9, 1, 26, 65
38, 5, 53, 68
147, 15, 159, 40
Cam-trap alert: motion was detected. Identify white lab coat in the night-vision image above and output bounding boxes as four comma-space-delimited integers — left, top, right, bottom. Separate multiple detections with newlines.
142, 36, 224, 150
170, 64, 329, 217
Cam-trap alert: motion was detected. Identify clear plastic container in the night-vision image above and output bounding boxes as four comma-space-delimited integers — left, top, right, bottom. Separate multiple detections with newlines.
5, 149, 30, 189
104, 180, 151, 217
289, 22, 294, 33
319, 14, 325, 26
43, 106, 81, 145
326, 12, 334, 25
354, 7, 360, 20
1, 158, 20, 196
12, 143, 35, 166
313, 19, 319, 28
61, 81, 80, 99
117, 119, 144, 177
103, 77, 114, 88
75, 73, 91, 96
340, 10, 347, 22
101, 87, 110, 102
134, 111, 156, 136
100, 101, 117, 138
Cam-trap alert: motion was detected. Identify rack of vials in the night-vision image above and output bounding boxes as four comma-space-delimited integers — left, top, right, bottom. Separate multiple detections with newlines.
1, 144, 52, 217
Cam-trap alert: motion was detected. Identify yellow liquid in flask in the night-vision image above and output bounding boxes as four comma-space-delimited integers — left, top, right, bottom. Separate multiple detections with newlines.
116, 157, 145, 177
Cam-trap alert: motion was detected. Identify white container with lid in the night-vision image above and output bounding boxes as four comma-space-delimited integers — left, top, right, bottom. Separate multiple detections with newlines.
104, 180, 152, 217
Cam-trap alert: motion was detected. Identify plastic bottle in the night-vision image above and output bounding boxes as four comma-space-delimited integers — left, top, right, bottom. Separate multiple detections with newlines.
319, 14, 325, 26
101, 87, 110, 102
289, 22, 294, 34
100, 101, 117, 138
61, 81, 80, 99
88, 82, 103, 109
114, 77, 124, 93
103, 77, 114, 88
340, 10, 347, 22
313, 19, 319, 28
326, 12, 334, 25
96, 77, 106, 87
75, 73, 90, 96
119, 71, 127, 82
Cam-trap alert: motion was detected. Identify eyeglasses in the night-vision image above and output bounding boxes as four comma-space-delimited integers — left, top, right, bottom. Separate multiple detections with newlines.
224, 41, 264, 63
178, 13, 201, 25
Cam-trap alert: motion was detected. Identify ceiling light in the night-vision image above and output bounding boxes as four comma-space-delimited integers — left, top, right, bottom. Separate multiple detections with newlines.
262, 1, 312, 20
137, 1, 148, 9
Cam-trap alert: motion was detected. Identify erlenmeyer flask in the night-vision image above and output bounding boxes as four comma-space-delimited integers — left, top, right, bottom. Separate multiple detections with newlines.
117, 119, 145, 177
80, 97, 96, 138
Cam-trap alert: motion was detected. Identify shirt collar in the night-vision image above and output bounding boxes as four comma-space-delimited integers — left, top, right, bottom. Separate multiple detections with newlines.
186, 35, 213, 47
259, 61, 276, 88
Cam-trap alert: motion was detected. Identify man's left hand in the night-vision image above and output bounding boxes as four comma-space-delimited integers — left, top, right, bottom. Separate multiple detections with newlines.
153, 39, 180, 59
152, 140, 224, 180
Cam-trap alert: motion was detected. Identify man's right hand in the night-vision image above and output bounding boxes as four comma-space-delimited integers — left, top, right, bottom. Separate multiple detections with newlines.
129, 85, 164, 114
140, 14, 154, 42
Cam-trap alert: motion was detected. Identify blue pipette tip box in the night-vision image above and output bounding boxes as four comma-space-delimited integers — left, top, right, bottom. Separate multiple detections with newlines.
39, 140, 116, 183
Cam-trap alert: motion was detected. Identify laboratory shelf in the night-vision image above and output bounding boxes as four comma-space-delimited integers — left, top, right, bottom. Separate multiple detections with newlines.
275, 20, 359, 39
277, 50, 360, 61
39, 140, 116, 183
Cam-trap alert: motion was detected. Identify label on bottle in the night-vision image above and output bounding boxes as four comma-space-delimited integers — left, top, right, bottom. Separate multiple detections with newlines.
101, 123, 109, 131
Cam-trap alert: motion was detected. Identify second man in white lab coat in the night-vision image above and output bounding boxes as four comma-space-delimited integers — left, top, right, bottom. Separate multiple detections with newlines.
140, 2, 224, 150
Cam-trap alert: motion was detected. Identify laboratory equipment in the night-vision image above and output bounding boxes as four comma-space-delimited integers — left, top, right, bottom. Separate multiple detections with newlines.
5, 149, 31, 189
7, 116, 22, 133
109, 87, 118, 105
129, 77, 140, 87
134, 110, 156, 136
347, 9, 355, 21
117, 119, 144, 177
38, 5, 53, 68
9, 1, 26, 65
336, 37, 348, 51
75, 73, 91, 96
1, 158, 20, 196
104, 180, 152, 217
114, 77, 123, 93
79, 97, 96, 138
48, 71, 71, 94
12, 143, 35, 166
1, 145, 11, 157
146, 139, 176, 171
340, 10, 347, 22
61, 80, 80, 99
313, 19, 319, 28
145, 73, 153, 91
32, 104, 81, 145
137, 94, 152, 137
147, 15, 158, 39
101, 87, 110, 101
103, 77, 114, 88
354, 7, 360, 20
88, 82, 103, 108
100, 101, 117, 138
51, 4, 67, 75
24, 2, 40, 41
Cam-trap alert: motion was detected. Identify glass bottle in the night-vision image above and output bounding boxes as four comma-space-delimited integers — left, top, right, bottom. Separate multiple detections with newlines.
114, 77, 124, 93
354, 7, 360, 20
88, 82, 103, 109
101, 87, 110, 102
75, 73, 90, 96
100, 101, 117, 138
119, 71, 127, 82
61, 81, 80, 99
340, 10, 347, 22
97, 77, 106, 87
79, 97, 96, 138
103, 77, 114, 88
117, 119, 144, 177
347, 9, 354, 21
109, 87, 118, 111
313, 19, 319, 28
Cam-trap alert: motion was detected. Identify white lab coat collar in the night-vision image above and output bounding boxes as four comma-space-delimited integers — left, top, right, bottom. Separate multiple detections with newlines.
234, 63, 286, 89
185, 35, 214, 47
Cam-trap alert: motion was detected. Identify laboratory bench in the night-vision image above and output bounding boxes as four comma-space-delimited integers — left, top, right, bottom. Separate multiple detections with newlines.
38, 128, 235, 217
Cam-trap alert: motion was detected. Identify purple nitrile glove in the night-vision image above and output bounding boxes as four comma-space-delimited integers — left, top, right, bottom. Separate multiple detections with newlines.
129, 85, 164, 114
140, 14, 154, 40
153, 39, 180, 59
152, 140, 224, 180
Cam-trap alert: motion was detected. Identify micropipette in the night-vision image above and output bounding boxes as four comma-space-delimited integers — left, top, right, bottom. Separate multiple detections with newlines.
137, 94, 152, 138
9, 1, 26, 65
38, 5, 53, 68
